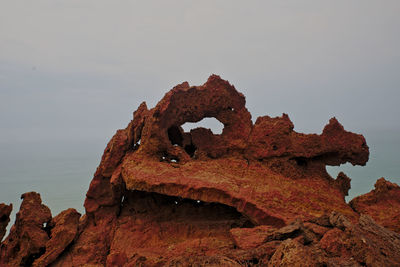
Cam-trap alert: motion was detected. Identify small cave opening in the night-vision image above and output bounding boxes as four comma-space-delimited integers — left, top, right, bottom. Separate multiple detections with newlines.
133, 139, 141, 151
42, 221, 52, 238
167, 125, 183, 146
294, 157, 308, 167
0, 215, 8, 222
23, 246, 46, 266
184, 143, 197, 158
249, 258, 260, 265
167, 117, 224, 159
122, 190, 256, 230
181, 117, 224, 135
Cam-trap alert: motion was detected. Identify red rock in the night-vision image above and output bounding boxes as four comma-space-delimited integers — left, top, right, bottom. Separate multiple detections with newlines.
6, 75, 399, 267
138, 76, 253, 160
116, 76, 367, 231
333, 172, 351, 197
303, 222, 330, 238
99, 129, 129, 178
230, 225, 275, 249
267, 212, 400, 266
350, 215, 400, 266
319, 228, 349, 257
32, 208, 80, 267
166, 255, 242, 267
49, 76, 371, 265
327, 213, 400, 266
268, 239, 317, 266
0, 192, 52, 266
350, 177, 400, 233
52, 206, 119, 266
0, 203, 12, 241
126, 101, 149, 149
104, 191, 251, 266
247, 115, 368, 167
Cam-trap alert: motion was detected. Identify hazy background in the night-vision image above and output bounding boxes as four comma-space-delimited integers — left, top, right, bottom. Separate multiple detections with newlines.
1, 1, 399, 229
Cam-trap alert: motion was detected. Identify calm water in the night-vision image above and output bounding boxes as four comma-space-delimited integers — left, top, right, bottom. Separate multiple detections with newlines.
0, 139, 104, 238
1, 130, 399, 238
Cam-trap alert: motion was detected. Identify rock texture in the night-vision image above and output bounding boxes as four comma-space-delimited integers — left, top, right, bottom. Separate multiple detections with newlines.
1, 75, 399, 266
120, 75, 368, 227
0, 203, 12, 241
350, 177, 400, 234
0, 192, 51, 266
32, 208, 81, 267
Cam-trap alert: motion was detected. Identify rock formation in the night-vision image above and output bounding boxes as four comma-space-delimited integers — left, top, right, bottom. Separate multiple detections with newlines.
0, 192, 52, 266
1, 75, 399, 266
350, 178, 400, 234
0, 203, 12, 242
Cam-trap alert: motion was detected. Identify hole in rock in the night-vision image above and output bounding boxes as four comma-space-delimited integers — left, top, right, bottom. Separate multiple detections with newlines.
42, 222, 52, 238
242, 220, 255, 228
167, 125, 183, 146
13, 243, 20, 253
182, 117, 224, 135
133, 139, 141, 150
250, 258, 259, 264
24, 246, 46, 266
312, 152, 340, 163
122, 190, 256, 230
0, 215, 7, 222
184, 143, 197, 157
294, 157, 308, 166
170, 158, 179, 163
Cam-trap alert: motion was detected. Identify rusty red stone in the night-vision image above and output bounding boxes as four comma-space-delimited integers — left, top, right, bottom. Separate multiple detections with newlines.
1, 75, 399, 266
350, 177, 400, 233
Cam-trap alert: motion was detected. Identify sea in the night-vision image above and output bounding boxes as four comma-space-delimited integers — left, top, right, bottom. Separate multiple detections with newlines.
1, 129, 399, 239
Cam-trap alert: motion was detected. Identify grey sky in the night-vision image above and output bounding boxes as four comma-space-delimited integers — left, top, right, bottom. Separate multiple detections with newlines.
1, 1, 399, 199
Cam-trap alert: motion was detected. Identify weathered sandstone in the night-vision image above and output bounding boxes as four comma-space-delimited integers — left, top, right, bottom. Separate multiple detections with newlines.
1, 75, 399, 266
0, 203, 12, 242
350, 177, 400, 234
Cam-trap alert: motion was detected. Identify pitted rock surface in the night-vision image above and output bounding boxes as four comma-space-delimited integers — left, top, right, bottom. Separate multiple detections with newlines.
0, 192, 51, 267
0, 203, 12, 242
350, 177, 400, 234
2, 75, 399, 266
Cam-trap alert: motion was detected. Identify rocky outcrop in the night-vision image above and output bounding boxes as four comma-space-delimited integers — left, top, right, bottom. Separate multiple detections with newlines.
1, 75, 399, 266
350, 177, 400, 234
120, 75, 368, 227
0, 192, 52, 266
319, 213, 400, 266
0, 203, 12, 241
32, 208, 81, 267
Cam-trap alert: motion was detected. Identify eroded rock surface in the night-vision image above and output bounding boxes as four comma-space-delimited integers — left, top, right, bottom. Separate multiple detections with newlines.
0, 203, 12, 242
350, 177, 400, 234
0, 192, 51, 266
2, 75, 399, 266
32, 208, 81, 267
120, 75, 368, 227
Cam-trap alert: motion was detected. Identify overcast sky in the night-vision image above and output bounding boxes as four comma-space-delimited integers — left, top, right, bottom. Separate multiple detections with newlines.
1, 1, 399, 193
